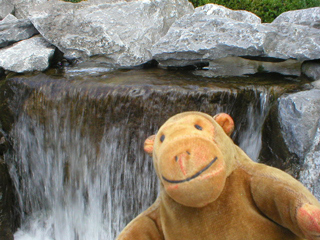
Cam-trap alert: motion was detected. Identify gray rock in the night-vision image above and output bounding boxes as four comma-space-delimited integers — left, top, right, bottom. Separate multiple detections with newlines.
29, 0, 194, 67
1, 14, 18, 23
312, 79, 320, 89
299, 119, 320, 200
263, 22, 320, 61
260, 88, 320, 181
194, 4, 261, 24
0, 35, 55, 73
0, 0, 14, 20
152, 4, 320, 68
0, 15, 39, 48
152, 4, 271, 67
12, 0, 139, 19
259, 8, 320, 62
272, 7, 320, 29
11, 0, 48, 19
278, 89, 320, 160
302, 61, 320, 81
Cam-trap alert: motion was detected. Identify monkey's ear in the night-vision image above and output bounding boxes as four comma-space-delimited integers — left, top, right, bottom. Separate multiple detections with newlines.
213, 113, 234, 136
144, 135, 156, 156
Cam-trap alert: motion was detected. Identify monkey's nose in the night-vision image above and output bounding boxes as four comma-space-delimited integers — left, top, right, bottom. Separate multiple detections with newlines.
175, 151, 191, 176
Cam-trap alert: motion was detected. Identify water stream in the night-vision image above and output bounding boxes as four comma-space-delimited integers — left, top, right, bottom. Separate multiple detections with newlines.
3, 69, 305, 240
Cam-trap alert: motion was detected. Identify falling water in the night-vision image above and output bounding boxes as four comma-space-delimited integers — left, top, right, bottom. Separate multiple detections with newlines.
8, 97, 158, 240
236, 89, 271, 161
3, 70, 291, 240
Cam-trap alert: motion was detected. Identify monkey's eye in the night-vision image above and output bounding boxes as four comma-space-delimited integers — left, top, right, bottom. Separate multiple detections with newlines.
194, 124, 202, 130
160, 135, 165, 142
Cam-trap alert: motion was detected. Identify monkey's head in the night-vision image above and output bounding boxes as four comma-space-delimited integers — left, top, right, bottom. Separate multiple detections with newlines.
144, 112, 237, 208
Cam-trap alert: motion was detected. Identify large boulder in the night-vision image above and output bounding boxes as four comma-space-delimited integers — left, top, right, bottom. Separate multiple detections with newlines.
152, 4, 267, 67
0, 35, 55, 73
260, 89, 320, 199
0, 14, 39, 48
277, 89, 320, 160
263, 22, 320, 61
272, 7, 320, 29
152, 5, 320, 68
0, 0, 14, 20
28, 0, 194, 67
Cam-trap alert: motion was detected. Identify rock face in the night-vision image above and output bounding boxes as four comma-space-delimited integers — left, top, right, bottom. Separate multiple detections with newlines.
282, 90, 320, 200
152, 4, 320, 68
268, 8, 320, 62
152, 4, 266, 67
0, 0, 14, 20
0, 36, 55, 73
272, 7, 320, 29
302, 61, 320, 81
11, 0, 48, 19
263, 22, 320, 61
0, 14, 39, 48
0, 1, 319, 74
260, 89, 320, 199
278, 90, 320, 160
299, 121, 320, 200
29, 0, 194, 67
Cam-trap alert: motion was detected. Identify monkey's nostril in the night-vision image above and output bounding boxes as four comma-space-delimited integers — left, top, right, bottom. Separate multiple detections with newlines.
175, 156, 178, 162
186, 151, 191, 155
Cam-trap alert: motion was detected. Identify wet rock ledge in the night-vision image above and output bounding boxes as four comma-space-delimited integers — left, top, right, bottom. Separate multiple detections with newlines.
0, 0, 319, 79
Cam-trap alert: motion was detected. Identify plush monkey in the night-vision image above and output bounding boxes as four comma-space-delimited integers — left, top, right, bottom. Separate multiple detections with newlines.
117, 112, 320, 240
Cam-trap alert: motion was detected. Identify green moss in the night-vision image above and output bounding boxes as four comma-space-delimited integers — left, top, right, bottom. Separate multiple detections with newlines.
189, 0, 320, 22
257, 65, 265, 73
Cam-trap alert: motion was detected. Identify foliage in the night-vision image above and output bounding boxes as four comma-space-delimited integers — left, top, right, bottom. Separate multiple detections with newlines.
189, 0, 320, 22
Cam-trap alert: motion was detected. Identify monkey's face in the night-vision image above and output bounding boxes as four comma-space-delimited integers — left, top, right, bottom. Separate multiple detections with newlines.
144, 112, 235, 207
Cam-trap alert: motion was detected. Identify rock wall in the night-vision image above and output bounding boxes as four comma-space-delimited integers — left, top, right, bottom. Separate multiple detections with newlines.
260, 87, 320, 199
152, 5, 320, 77
0, 1, 319, 78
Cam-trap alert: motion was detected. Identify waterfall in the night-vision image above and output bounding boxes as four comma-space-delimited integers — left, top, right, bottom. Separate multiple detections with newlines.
4, 71, 279, 240
236, 89, 271, 161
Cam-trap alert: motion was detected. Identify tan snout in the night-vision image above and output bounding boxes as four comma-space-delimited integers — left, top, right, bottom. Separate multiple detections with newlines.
157, 135, 226, 207
158, 135, 220, 183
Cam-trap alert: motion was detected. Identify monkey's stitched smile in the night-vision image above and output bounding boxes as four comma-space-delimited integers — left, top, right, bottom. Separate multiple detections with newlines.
162, 157, 218, 184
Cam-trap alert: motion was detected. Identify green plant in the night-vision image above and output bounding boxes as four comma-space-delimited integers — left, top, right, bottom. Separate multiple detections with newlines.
189, 0, 320, 22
